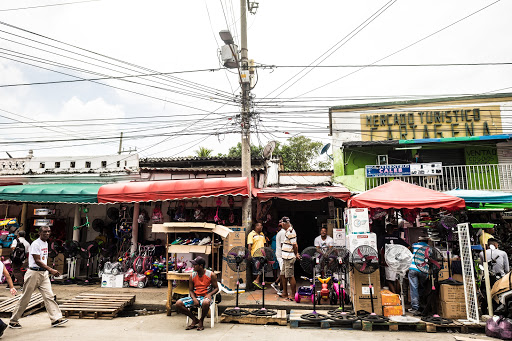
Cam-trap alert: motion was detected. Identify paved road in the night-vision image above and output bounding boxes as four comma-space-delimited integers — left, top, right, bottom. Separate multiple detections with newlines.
0, 313, 492, 341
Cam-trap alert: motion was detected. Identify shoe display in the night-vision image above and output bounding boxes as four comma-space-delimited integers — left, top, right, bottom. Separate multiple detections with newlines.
171, 238, 182, 245
198, 236, 211, 245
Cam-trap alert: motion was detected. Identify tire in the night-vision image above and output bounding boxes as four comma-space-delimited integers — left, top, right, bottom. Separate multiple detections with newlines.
295, 292, 300, 303
137, 281, 145, 288
112, 267, 119, 275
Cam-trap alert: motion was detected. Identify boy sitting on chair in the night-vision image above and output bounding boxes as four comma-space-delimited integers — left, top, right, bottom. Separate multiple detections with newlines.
176, 256, 219, 331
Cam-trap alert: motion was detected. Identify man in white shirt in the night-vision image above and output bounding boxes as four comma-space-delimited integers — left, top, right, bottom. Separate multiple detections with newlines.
10, 231, 30, 288
480, 239, 510, 280
271, 219, 286, 294
9, 226, 68, 329
314, 226, 334, 250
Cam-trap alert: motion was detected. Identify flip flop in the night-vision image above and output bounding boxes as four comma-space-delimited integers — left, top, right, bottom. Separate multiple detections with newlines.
197, 326, 204, 331
252, 281, 263, 289
185, 324, 197, 330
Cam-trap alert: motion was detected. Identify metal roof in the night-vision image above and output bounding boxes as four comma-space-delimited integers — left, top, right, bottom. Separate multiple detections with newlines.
140, 166, 265, 172
140, 156, 265, 163
330, 92, 512, 112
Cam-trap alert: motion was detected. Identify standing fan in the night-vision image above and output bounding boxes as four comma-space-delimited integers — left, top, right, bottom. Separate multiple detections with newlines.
351, 245, 388, 322
224, 246, 251, 316
438, 215, 458, 283
250, 247, 277, 316
62, 240, 80, 283
325, 247, 359, 323
299, 246, 329, 321
414, 245, 446, 318
385, 244, 420, 323
79, 241, 100, 285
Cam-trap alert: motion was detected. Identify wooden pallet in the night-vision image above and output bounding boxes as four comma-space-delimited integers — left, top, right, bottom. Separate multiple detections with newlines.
289, 310, 362, 329
425, 321, 486, 333
0, 293, 44, 317
220, 309, 287, 326
361, 320, 426, 332
59, 293, 136, 319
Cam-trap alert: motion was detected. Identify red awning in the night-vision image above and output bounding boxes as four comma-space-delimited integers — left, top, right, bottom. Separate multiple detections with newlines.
348, 180, 465, 210
254, 186, 351, 202
98, 177, 249, 203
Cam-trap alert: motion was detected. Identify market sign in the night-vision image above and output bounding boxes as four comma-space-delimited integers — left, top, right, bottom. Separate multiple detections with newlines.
366, 162, 442, 178
33, 208, 55, 216
360, 106, 503, 141
34, 219, 54, 226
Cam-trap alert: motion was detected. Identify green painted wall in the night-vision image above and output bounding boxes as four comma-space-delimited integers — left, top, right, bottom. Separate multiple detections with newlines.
464, 145, 500, 189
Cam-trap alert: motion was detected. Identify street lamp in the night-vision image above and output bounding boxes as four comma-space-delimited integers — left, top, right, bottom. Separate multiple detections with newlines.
219, 30, 238, 69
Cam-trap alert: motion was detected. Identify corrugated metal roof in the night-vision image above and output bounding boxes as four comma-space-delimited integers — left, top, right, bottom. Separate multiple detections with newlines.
140, 156, 265, 163
140, 166, 265, 172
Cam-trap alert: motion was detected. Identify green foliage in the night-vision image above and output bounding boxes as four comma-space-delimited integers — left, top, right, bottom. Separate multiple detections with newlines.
226, 142, 264, 158
194, 146, 213, 157
277, 136, 332, 171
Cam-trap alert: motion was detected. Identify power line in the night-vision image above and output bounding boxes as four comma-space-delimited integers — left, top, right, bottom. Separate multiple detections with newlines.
0, 0, 101, 12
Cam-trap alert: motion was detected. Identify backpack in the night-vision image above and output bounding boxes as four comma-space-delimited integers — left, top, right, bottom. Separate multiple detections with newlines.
11, 238, 26, 264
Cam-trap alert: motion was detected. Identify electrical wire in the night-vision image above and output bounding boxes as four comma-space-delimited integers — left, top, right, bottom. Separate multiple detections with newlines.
0, 0, 101, 12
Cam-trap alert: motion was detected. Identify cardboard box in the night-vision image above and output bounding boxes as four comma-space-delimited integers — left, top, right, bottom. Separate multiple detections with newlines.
223, 226, 247, 257
350, 269, 382, 315
383, 305, 403, 317
347, 233, 377, 253
381, 289, 401, 306
101, 274, 124, 288
439, 300, 466, 319
344, 208, 370, 234
333, 229, 346, 247
440, 284, 465, 302
221, 256, 246, 291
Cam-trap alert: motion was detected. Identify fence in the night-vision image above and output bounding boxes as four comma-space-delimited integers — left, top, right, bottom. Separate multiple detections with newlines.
365, 164, 512, 192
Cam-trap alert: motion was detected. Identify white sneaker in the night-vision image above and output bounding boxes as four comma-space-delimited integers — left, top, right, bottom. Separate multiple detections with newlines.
198, 236, 211, 245
271, 282, 279, 293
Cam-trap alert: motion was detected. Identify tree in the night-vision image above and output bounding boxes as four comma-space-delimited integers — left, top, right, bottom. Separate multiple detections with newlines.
194, 146, 213, 157
226, 143, 264, 158
277, 136, 329, 171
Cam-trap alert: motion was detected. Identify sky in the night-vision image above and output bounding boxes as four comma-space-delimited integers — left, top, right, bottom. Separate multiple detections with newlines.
0, 0, 511, 160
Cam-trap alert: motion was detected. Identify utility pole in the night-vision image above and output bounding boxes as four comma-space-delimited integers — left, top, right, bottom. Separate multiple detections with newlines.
240, 0, 252, 232
118, 132, 123, 155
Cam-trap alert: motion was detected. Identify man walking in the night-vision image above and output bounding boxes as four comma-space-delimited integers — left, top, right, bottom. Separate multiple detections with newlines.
271, 219, 286, 295
408, 236, 429, 316
10, 230, 30, 289
9, 226, 68, 329
480, 238, 509, 281
280, 217, 300, 301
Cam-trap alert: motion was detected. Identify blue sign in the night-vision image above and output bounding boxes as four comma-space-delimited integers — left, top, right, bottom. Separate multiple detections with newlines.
365, 164, 411, 178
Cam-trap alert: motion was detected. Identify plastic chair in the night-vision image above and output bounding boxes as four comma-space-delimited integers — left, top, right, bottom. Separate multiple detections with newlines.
185, 293, 219, 329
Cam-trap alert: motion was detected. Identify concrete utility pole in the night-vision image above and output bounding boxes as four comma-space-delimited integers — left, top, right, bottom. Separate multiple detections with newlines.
240, 0, 252, 232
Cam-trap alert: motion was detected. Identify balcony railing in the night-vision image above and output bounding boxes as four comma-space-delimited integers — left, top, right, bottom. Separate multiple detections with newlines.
365, 164, 512, 192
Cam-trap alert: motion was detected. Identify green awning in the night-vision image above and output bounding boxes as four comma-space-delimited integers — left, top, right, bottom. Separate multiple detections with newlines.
0, 183, 102, 204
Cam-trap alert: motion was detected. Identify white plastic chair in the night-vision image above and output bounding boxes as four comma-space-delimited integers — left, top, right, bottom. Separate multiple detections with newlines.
185, 293, 219, 329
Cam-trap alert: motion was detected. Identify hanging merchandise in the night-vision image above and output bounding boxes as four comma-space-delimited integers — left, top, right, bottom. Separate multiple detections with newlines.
152, 202, 163, 223
193, 204, 204, 221
214, 198, 223, 224
0, 218, 19, 248
73, 207, 89, 231
370, 208, 387, 220
228, 196, 235, 224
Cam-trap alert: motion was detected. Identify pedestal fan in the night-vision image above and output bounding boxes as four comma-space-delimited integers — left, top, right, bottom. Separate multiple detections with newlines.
325, 247, 359, 323
250, 247, 277, 316
438, 215, 458, 284
351, 245, 388, 323
224, 246, 251, 316
299, 246, 329, 321
414, 244, 448, 320
385, 244, 420, 323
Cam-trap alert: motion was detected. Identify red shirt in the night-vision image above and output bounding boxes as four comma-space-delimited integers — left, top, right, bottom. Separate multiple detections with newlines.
192, 270, 212, 296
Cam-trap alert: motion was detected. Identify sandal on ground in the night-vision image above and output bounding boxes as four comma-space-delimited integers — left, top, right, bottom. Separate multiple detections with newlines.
186, 324, 197, 330
197, 325, 205, 331
252, 281, 263, 289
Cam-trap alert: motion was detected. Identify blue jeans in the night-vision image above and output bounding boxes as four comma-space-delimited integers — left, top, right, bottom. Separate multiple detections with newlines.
408, 270, 427, 311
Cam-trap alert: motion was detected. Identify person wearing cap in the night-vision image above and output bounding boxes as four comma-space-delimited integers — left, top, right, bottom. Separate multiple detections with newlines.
408, 236, 429, 315
280, 217, 300, 301
176, 256, 218, 331
247, 222, 266, 289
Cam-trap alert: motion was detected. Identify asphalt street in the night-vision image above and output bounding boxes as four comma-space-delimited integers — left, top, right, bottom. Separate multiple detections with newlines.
0, 312, 494, 341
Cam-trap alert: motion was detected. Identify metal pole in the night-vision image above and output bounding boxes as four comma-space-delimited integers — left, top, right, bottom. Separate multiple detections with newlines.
118, 132, 123, 155
20, 203, 27, 232
240, 0, 252, 231
72, 205, 80, 241
131, 202, 140, 254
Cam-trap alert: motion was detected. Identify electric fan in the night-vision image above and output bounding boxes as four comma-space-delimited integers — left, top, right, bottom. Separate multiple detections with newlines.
437, 215, 458, 284
384, 244, 420, 323
224, 246, 251, 317
325, 247, 359, 323
250, 247, 277, 316
79, 241, 100, 285
351, 245, 388, 322
414, 245, 444, 317
299, 246, 329, 321
62, 240, 80, 283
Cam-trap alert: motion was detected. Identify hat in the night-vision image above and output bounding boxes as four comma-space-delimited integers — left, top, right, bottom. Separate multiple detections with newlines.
190, 256, 206, 266
281, 216, 290, 223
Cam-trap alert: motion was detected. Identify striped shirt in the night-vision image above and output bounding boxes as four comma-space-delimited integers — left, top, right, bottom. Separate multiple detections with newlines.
410, 241, 429, 272
282, 226, 297, 260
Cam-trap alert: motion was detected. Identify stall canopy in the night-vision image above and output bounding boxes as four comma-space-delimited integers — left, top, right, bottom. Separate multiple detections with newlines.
0, 183, 102, 204
253, 186, 351, 202
348, 180, 466, 210
98, 177, 249, 203
443, 189, 512, 204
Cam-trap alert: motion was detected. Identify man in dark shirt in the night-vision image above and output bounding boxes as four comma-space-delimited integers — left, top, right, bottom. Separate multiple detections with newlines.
379, 224, 409, 293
